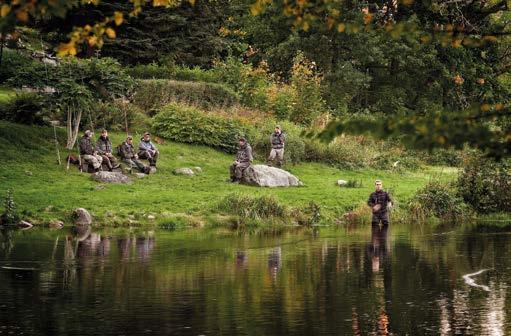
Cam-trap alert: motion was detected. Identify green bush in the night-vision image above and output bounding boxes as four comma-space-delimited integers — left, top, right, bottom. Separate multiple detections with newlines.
408, 181, 469, 221
89, 101, 150, 132
133, 79, 240, 113
128, 64, 221, 83
127, 63, 174, 79
214, 57, 271, 109
152, 102, 250, 153
0, 92, 48, 125
0, 50, 51, 87
423, 148, 464, 167
172, 66, 221, 83
217, 193, 287, 220
457, 155, 511, 213
288, 52, 326, 126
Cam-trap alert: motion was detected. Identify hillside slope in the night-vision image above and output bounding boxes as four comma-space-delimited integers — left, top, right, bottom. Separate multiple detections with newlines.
0, 121, 457, 226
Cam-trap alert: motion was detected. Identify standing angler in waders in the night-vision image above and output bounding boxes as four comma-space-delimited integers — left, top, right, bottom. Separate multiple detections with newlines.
367, 180, 393, 227
267, 125, 285, 168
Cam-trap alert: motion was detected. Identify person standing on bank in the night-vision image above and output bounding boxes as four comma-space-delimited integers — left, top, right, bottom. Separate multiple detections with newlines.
367, 180, 393, 227
268, 125, 285, 168
230, 137, 253, 183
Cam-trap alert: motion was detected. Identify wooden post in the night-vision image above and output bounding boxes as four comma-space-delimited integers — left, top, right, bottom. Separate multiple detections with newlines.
53, 124, 61, 165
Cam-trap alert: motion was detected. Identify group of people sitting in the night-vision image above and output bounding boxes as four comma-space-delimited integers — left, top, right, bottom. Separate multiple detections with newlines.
79, 129, 159, 174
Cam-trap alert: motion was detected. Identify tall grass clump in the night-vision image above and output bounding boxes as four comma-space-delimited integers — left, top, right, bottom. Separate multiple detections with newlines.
217, 193, 287, 220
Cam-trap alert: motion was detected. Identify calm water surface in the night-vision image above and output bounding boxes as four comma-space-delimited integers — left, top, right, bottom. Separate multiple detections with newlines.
0, 224, 510, 335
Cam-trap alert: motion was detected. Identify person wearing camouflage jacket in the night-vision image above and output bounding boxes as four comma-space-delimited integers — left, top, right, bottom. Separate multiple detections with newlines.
96, 129, 119, 171
267, 125, 285, 167
119, 136, 148, 173
79, 130, 102, 171
367, 180, 393, 227
230, 138, 253, 182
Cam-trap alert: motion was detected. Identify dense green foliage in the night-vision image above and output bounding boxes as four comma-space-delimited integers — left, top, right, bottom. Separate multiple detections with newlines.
1, 189, 20, 225
38, 0, 238, 66
133, 79, 239, 113
0, 92, 47, 125
457, 155, 511, 213
408, 181, 469, 221
152, 103, 250, 153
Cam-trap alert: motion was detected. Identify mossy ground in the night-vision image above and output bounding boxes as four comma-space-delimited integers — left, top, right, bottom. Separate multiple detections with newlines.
0, 121, 458, 227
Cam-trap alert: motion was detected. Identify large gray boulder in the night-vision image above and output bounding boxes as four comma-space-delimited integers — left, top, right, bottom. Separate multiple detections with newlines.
242, 164, 301, 187
73, 208, 92, 225
91, 171, 130, 184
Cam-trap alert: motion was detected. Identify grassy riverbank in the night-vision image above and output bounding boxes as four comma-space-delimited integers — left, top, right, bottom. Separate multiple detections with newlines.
0, 121, 458, 227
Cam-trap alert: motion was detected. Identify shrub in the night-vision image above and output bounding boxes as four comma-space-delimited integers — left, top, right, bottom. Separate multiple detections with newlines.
127, 63, 174, 79
423, 148, 464, 167
288, 52, 326, 126
0, 92, 48, 125
217, 193, 287, 220
128, 64, 221, 83
1, 189, 20, 225
89, 101, 150, 132
1, 50, 51, 87
457, 155, 511, 213
213, 57, 271, 109
152, 102, 250, 153
133, 79, 240, 113
408, 181, 469, 221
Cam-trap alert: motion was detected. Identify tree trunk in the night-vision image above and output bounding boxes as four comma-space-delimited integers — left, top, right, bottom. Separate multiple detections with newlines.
66, 108, 82, 150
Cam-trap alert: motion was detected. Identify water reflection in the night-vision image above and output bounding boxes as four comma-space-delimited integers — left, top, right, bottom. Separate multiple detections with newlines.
0, 225, 510, 335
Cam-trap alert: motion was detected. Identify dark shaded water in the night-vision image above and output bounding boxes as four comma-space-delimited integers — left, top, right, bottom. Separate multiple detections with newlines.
0, 224, 510, 336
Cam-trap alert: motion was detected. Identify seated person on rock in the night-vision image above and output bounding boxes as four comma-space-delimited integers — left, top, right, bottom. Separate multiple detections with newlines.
268, 125, 286, 168
118, 135, 149, 173
96, 129, 120, 171
79, 130, 103, 172
138, 132, 159, 167
230, 137, 253, 183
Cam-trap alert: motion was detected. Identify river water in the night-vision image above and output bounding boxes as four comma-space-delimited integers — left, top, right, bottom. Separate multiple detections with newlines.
0, 224, 510, 336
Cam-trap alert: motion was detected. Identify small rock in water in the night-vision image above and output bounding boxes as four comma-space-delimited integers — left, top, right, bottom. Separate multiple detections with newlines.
73, 208, 92, 225
337, 179, 348, 186
173, 168, 195, 176
18, 220, 33, 229
49, 220, 64, 229
25, 171, 33, 176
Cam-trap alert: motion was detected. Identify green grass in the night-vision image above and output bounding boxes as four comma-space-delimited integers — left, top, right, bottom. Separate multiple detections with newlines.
0, 86, 15, 105
0, 121, 458, 226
